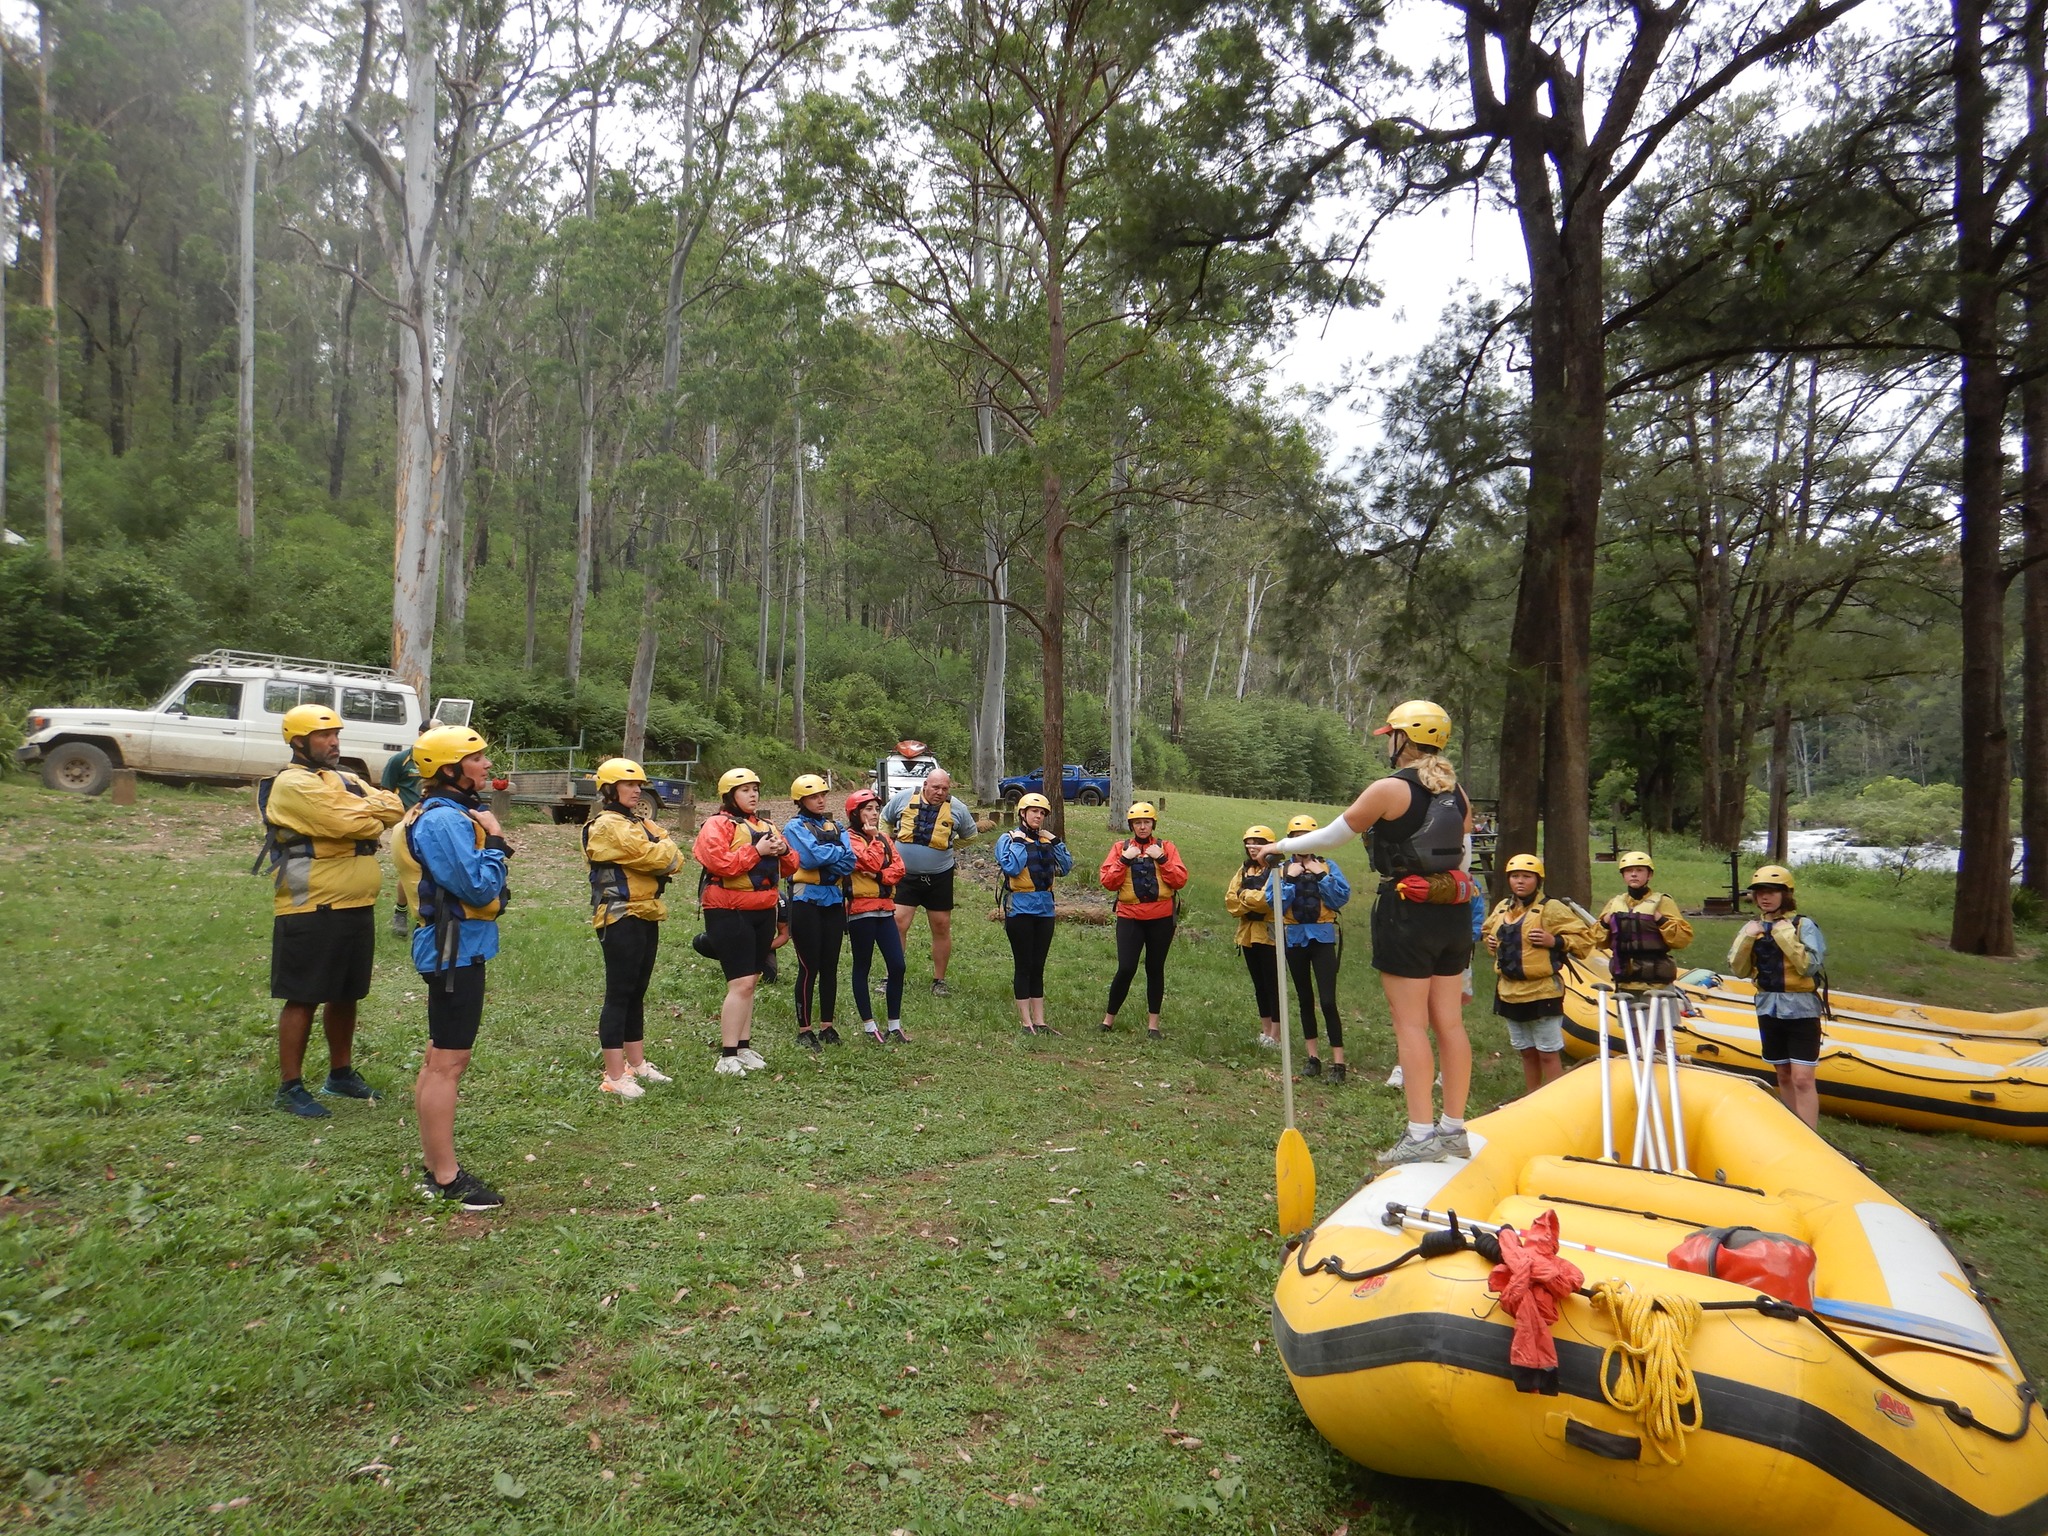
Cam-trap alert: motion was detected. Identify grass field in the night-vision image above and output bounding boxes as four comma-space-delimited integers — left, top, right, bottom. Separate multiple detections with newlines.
0, 777, 2044, 1534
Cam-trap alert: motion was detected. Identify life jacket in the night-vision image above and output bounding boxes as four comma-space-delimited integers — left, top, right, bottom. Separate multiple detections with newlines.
1288, 867, 1328, 925
789, 814, 844, 885
250, 761, 379, 882
706, 814, 781, 894
1368, 767, 1466, 877
844, 830, 898, 904
1003, 831, 1062, 893
396, 794, 509, 983
1752, 917, 1818, 994
1492, 899, 1556, 983
582, 811, 672, 922
898, 795, 954, 850
1605, 900, 1677, 985
1112, 842, 1162, 906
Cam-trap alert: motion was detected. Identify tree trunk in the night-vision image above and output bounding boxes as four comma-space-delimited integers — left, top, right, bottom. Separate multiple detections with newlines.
235, 0, 257, 566
1108, 495, 1133, 831
1768, 701, 1793, 862
329, 258, 357, 500
755, 457, 775, 691
1169, 521, 1188, 741
0, 50, 9, 539
38, 1, 60, 565
564, 99, 600, 690
437, 169, 476, 661
792, 393, 808, 751
2023, 0, 2048, 894
522, 522, 539, 670
105, 286, 128, 457
1951, 0, 2016, 955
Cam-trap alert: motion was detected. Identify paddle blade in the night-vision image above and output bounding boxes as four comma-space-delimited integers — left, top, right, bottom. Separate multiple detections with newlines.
1276, 1126, 1316, 1236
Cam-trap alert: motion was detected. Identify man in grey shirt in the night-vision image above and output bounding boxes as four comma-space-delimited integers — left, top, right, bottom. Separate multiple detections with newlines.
884, 769, 980, 996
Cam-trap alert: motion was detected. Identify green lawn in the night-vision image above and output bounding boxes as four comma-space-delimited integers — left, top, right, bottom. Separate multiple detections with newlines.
0, 778, 2043, 1533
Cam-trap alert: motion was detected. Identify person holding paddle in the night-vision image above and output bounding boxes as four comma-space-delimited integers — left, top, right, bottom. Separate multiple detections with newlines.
1259, 700, 1477, 1166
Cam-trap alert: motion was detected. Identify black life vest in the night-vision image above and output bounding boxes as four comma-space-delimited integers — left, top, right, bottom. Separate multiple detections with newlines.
1495, 904, 1534, 981
702, 814, 782, 894
1004, 831, 1061, 893
1605, 904, 1676, 985
790, 814, 844, 886
582, 811, 672, 916
1288, 868, 1326, 925
1368, 768, 1467, 877
1115, 842, 1161, 905
844, 830, 897, 903
1752, 916, 1818, 994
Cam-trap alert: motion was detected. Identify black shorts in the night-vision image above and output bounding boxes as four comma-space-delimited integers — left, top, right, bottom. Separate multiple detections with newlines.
705, 906, 777, 981
1370, 893, 1474, 979
1759, 1014, 1822, 1065
425, 960, 487, 1051
271, 906, 376, 1003
894, 868, 955, 912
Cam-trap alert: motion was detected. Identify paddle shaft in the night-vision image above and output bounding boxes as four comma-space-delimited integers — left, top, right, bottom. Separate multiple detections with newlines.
1272, 864, 1293, 1129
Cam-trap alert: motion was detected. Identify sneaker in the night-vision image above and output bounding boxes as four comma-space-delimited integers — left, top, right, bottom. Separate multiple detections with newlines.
275, 1081, 331, 1119
931, 979, 952, 998
631, 1061, 673, 1084
389, 906, 410, 937
863, 1022, 884, 1045
1385, 1064, 1404, 1088
1301, 1057, 1323, 1080
714, 1055, 747, 1077
1326, 1062, 1347, 1086
1256, 1033, 1279, 1050
887, 1027, 909, 1045
735, 1047, 767, 1071
1433, 1127, 1472, 1159
320, 1066, 380, 1101
601, 1074, 646, 1099
1375, 1132, 1446, 1168
819, 1025, 842, 1046
798, 1029, 821, 1053
425, 1167, 504, 1211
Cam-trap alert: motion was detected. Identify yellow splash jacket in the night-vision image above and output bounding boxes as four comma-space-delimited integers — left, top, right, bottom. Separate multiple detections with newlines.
260, 763, 405, 915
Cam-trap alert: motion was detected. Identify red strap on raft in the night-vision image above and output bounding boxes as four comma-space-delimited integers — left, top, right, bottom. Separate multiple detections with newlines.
1490, 1210, 1585, 1392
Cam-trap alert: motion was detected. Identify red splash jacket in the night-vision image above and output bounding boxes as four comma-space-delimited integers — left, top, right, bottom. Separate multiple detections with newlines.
1098, 839, 1189, 920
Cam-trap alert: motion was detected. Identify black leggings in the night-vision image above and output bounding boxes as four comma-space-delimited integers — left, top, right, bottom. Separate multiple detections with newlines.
597, 916, 659, 1050
1242, 942, 1279, 1019
1106, 915, 1175, 1017
848, 914, 905, 1023
1005, 913, 1056, 1000
789, 901, 846, 1029
1286, 940, 1343, 1048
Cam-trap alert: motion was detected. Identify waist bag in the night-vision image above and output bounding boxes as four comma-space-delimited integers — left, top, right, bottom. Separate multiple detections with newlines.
1667, 1226, 1816, 1310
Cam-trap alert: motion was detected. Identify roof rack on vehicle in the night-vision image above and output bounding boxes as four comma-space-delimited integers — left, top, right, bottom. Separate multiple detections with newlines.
189, 649, 400, 683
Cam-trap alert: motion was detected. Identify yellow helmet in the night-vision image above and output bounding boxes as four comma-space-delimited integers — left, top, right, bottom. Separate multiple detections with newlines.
280, 703, 343, 742
1242, 823, 1277, 843
413, 726, 488, 779
1286, 814, 1319, 835
1374, 699, 1452, 749
1748, 864, 1796, 892
790, 773, 831, 801
717, 767, 761, 797
1504, 853, 1545, 878
1015, 792, 1052, 814
1126, 801, 1158, 823
1619, 850, 1655, 874
594, 757, 648, 789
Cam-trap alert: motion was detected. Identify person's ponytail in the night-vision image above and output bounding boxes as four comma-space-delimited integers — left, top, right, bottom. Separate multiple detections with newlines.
1412, 752, 1458, 795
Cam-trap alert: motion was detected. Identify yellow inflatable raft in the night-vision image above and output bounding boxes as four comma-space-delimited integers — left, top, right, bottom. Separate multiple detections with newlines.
1560, 971, 2048, 1143
1273, 1064, 2048, 1535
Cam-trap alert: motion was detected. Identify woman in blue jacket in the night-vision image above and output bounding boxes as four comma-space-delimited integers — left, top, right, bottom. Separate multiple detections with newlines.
1277, 815, 1352, 1084
783, 774, 860, 1051
994, 793, 1072, 1035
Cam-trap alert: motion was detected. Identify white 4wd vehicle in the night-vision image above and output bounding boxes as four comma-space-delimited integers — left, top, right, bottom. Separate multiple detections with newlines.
16, 649, 472, 795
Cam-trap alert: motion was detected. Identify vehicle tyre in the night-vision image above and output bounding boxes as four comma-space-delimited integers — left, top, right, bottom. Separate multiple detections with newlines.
645, 788, 665, 816
41, 742, 114, 796
1076, 787, 1104, 806
1002, 787, 1023, 805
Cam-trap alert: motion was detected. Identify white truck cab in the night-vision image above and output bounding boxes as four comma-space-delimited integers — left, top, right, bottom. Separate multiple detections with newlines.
15, 649, 472, 795
872, 739, 943, 804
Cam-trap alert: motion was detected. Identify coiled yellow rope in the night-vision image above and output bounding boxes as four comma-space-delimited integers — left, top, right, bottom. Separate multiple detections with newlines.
1590, 1280, 1704, 1464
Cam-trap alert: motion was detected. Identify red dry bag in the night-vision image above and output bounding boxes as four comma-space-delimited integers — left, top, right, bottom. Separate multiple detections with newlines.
1667, 1225, 1815, 1310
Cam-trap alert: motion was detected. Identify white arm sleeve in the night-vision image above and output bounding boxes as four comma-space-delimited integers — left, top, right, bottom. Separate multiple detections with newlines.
1272, 817, 1357, 856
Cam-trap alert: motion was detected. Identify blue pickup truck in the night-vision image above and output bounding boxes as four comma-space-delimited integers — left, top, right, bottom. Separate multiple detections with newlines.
999, 763, 1111, 806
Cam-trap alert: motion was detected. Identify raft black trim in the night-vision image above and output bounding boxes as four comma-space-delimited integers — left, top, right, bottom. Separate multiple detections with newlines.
1271, 1306, 2048, 1536
1560, 1015, 2048, 1129
1558, 1154, 1766, 1197
1562, 1418, 1641, 1461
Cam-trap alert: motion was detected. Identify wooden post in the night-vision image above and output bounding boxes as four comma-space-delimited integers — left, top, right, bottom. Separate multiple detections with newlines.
110, 769, 136, 805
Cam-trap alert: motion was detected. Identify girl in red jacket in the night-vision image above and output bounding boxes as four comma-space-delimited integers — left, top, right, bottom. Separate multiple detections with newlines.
843, 788, 911, 1043
1097, 802, 1189, 1039
692, 767, 798, 1075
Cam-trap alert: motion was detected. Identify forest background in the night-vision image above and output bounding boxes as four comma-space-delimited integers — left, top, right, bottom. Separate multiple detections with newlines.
0, 0, 2043, 954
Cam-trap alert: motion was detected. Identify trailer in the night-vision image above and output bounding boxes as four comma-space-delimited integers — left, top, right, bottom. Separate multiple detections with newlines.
501, 745, 700, 826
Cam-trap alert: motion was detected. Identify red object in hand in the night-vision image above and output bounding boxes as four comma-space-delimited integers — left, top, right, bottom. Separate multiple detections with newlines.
490, 778, 509, 791
1489, 1210, 1585, 1374
1397, 875, 1434, 903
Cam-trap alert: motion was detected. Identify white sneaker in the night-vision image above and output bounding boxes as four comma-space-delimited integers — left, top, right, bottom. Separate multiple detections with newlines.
1385, 1064, 1404, 1088
631, 1061, 672, 1084
601, 1073, 645, 1099
735, 1047, 767, 1071
714, 1055, 747, 1077
1257, 1033, 1279, 1049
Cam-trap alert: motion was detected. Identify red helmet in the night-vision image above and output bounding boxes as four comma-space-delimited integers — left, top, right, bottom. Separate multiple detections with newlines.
895, 740, 927, 758
844, 787, 881, 819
